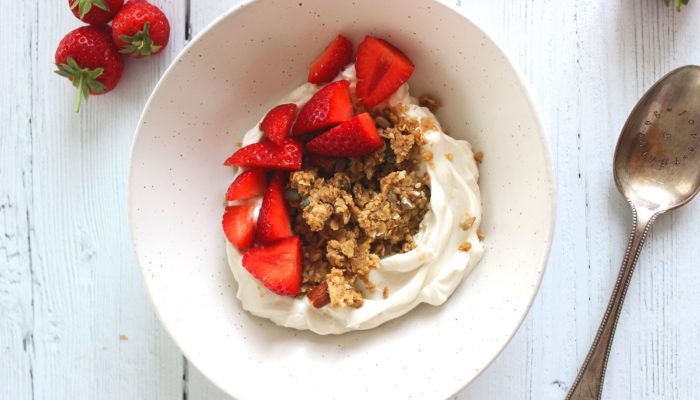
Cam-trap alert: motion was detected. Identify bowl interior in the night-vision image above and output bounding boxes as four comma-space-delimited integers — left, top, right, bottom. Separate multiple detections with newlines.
129, 0, 554, 398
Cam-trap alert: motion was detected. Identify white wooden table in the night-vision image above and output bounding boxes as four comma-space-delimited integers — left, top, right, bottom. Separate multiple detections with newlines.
3, 1, 700, 399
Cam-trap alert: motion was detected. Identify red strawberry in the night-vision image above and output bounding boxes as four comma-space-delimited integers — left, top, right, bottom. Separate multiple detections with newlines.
306, 113, 384, 157
308, 35, 353, 85
256, 172, 293, 245
226, 169, 267, 202
242, 236, 303, 296
224, 139, 303, 170
260, 103, 297, 145
292, 80, 353, 136
55, 26, 124, 112
222, 205, 256, 250
69, 0, 124, 25
112, 0, 170, 58
355, 36, 415, 108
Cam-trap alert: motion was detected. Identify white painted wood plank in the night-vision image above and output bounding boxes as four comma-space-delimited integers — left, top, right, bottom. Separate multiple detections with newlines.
187, 363, 232, 400
12, 1, 189, 399
0, 1, 38, 399
188, 0, 244, 34
606, 3, 700, 400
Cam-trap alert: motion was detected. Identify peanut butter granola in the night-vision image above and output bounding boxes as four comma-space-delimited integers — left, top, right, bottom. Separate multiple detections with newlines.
289, 105, 432, 308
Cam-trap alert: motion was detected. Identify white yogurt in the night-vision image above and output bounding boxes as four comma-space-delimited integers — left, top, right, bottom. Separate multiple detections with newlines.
226, 66, 484, 334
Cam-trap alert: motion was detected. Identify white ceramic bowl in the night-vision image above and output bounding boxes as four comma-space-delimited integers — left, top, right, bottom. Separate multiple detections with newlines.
128, 0, 555, 398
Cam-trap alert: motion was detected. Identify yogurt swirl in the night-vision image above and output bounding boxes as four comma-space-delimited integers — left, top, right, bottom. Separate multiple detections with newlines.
226, 66, 484, 334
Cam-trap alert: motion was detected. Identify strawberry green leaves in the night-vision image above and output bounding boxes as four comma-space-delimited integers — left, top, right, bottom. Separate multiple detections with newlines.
55, 57, 105, 112
118, 21, 162, 57
70, 0, 109, 19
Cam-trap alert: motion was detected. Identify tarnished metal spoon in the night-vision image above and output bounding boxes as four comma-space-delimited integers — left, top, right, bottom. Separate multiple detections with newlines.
566, 65, 700, 400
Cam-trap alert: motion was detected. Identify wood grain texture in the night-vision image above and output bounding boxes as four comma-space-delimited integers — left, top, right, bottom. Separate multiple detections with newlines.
1, 1, 189, 399
0, 1, 37, 399
2, 0, 700, 399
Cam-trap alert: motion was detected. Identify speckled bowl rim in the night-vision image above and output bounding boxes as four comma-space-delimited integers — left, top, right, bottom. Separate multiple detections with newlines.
127, 0, 556, 397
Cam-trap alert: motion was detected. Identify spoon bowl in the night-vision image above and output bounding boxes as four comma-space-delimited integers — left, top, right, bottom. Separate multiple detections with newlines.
614, 65, 700, 212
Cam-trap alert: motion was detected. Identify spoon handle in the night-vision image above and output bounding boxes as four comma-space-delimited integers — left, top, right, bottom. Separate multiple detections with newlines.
566, 204, 659, 400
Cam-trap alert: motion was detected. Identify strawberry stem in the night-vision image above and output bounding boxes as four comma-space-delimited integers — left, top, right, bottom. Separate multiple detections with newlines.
75, 74, 85, 113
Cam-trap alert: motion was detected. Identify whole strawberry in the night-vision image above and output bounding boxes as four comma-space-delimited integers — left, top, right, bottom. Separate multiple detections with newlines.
55, 26, 124, 112
112, 0, 170, 58
69, 0, 124, 25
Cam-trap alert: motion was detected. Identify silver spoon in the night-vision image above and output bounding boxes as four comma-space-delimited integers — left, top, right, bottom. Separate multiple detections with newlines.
566, 65, 700, 400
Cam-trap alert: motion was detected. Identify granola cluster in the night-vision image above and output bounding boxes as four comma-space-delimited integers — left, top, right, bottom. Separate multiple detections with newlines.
289, 104, 432, 308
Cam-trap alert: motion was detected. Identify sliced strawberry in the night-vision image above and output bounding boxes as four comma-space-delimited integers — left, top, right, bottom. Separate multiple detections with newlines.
306, 113, 384, 157
260, 103, 297, 144
224, 139, 303, 170
242, 236, 303, 296
355, 36, 415, 108
292, 80, 353, 136
225, 169, 267, 202
256, 172, 293, 244
308, 35, 353, 85
222, 205, 256, 250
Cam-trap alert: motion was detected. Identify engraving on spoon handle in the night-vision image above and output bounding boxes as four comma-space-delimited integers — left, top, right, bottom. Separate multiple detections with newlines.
565, 204, 659, 400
